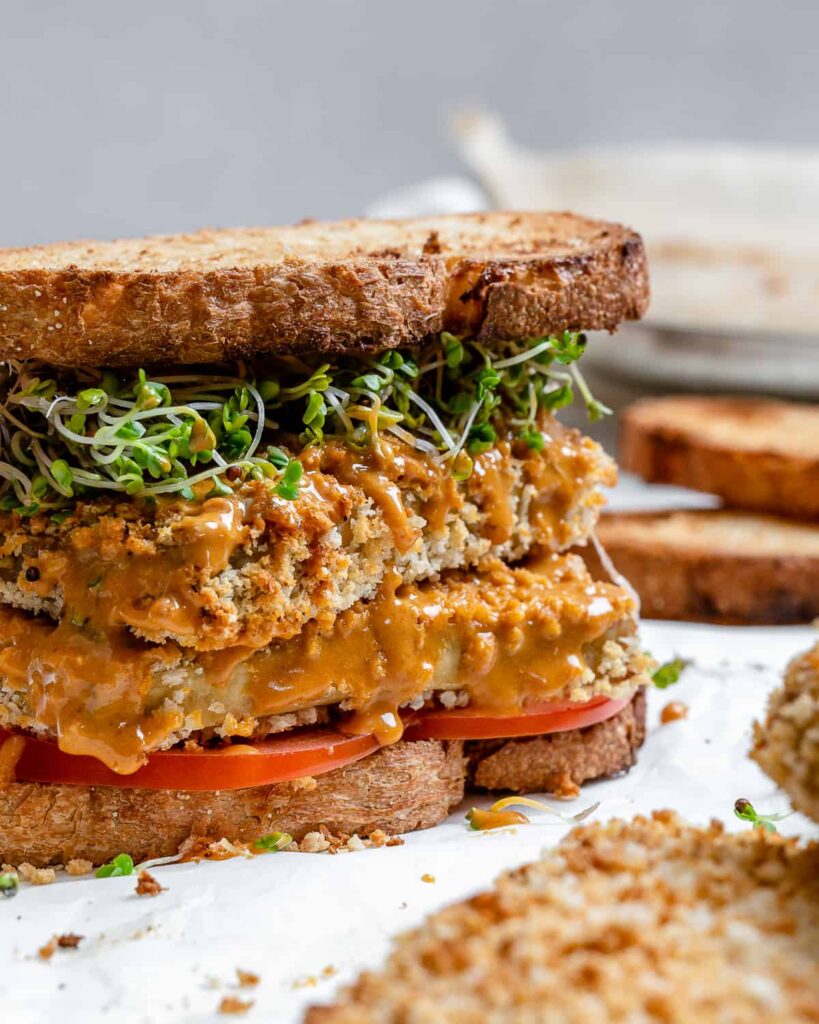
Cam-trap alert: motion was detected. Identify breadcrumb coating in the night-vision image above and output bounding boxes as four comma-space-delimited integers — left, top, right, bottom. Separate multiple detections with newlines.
753, 643, 819, 823
308, 811, 819, 1023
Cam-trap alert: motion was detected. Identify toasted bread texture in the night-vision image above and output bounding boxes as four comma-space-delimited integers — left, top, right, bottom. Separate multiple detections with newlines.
753, 644, 819, 824
0, 213, 648, 366
466, 687, 646, 794
0, 693, 645, 866
594, 509, 819, 623
307, 811, 819, 1023
0, 739, 465, 867
620, 396, 819, 518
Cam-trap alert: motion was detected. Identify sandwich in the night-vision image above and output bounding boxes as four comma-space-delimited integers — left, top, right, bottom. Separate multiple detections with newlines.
599, 395, 819, 624
306, 810, 819, 1023
0, 212, 651, 867
753, 643, 819, 823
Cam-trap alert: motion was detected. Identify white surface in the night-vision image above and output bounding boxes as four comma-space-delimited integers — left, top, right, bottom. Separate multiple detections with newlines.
4, 625, 818, 1023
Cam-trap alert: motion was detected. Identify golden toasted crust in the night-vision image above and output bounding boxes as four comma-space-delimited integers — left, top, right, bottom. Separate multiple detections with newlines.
620, 396, 819, 518
0, 213, 648, 366
307, 811, 819, 1023
0, 739, 465, 867
466, 688, 646, 793
753, 644, 819, 823
594, 510, 819, 623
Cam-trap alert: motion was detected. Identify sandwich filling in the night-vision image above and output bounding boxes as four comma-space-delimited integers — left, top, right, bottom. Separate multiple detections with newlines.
0, 330, 647, 780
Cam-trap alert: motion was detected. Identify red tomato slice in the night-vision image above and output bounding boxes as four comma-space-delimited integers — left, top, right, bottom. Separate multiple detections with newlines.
403, 694, 630, 740
0, 727, 380, 791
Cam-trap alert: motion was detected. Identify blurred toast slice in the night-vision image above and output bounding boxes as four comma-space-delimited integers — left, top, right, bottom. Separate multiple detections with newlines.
0, 212, 648, 367
620, 396, 819, 518
594, 509, 819, 623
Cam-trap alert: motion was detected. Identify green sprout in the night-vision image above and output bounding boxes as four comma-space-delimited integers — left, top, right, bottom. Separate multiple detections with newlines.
0, 329, 607, 512
733, 798, 792, 834
95, 853, 135, 878
254, 831, 293, 852
0, 872, 19, 899
652, 657, 690, 689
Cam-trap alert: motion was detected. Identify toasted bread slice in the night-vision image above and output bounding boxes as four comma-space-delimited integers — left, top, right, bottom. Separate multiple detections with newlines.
0, 694, 645, 866
753, 644, 819, 824
0, 212, 648, 366
466, 688, 645, 795
0, 739, 466, 868
620, 396, 819, 518
594, 509, 819, 623
307, 811, 819, 1023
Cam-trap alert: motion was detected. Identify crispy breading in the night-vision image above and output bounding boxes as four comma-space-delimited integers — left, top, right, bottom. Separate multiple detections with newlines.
307, 811, 819, 1023
0, 557, 646, 763
753, 643, 819, 823
0, 427, 613, 652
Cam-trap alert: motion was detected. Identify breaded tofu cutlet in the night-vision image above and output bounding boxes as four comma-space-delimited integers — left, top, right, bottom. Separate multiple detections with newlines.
307, 811, 819, 1024
0, 425, 613, 651
753, 643, 819, 824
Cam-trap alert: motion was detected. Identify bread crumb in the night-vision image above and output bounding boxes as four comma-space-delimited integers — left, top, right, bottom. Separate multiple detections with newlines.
236, 968, 260, 988
300, 831, 331, 854
135, 869, 165, 897
218, 995, 254, 1015
321, 965, 337, 978
57, 933, 83, 949
661, 700, 689, 724
421, 873, 436, 884
18, 863, 56, 886
386, 835, 405, 847
65, 859, 93, 876
38, 937, 57, 961
346, 834, 366, 852
293, 975, 318, 989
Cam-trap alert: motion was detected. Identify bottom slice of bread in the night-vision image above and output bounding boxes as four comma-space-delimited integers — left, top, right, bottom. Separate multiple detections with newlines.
467, 688, 646, 794
0, 739, 466, 867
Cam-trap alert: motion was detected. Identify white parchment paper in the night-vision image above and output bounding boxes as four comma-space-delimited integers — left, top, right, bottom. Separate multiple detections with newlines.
3, 615, 817, 1024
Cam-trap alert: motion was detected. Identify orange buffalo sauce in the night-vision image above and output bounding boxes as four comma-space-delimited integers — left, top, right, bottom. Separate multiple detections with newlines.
0, 423, 623, 774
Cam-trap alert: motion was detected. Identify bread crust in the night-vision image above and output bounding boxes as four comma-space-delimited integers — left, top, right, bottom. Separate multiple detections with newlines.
0, 213, 648, 365
620, 396, 819, 518
466, 688, 646, 793
595, 510, 819, 624
0, 739, 465, 867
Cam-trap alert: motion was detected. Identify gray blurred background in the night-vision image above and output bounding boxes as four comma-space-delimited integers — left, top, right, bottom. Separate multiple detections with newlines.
1, 0, 817, 248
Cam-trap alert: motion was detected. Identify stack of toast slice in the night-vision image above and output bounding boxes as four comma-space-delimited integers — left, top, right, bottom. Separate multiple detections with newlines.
597, 395, 819, 623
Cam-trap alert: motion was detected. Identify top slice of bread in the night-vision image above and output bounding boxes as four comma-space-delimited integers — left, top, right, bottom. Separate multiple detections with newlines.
0, 212, 648, 366
620, 395, 819, 518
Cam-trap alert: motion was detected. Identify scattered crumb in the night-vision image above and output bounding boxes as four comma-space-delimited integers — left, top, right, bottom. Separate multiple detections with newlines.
661, 700, 689, 724
386, 835, 404, 848
421, 873, 436, 884
65, 859, 93, 877
38, 933, 84, 959
218, 995, 254, 1015
321, 965, 337, 979
18, 863, 56, 886
368, 829, 389, 847
346, 834, 366, 852
236, 968, 260, 989
2, 862, 15, 873
135, 869, 165, 897
293, 975, 318, 990
300, 831, 331, 854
